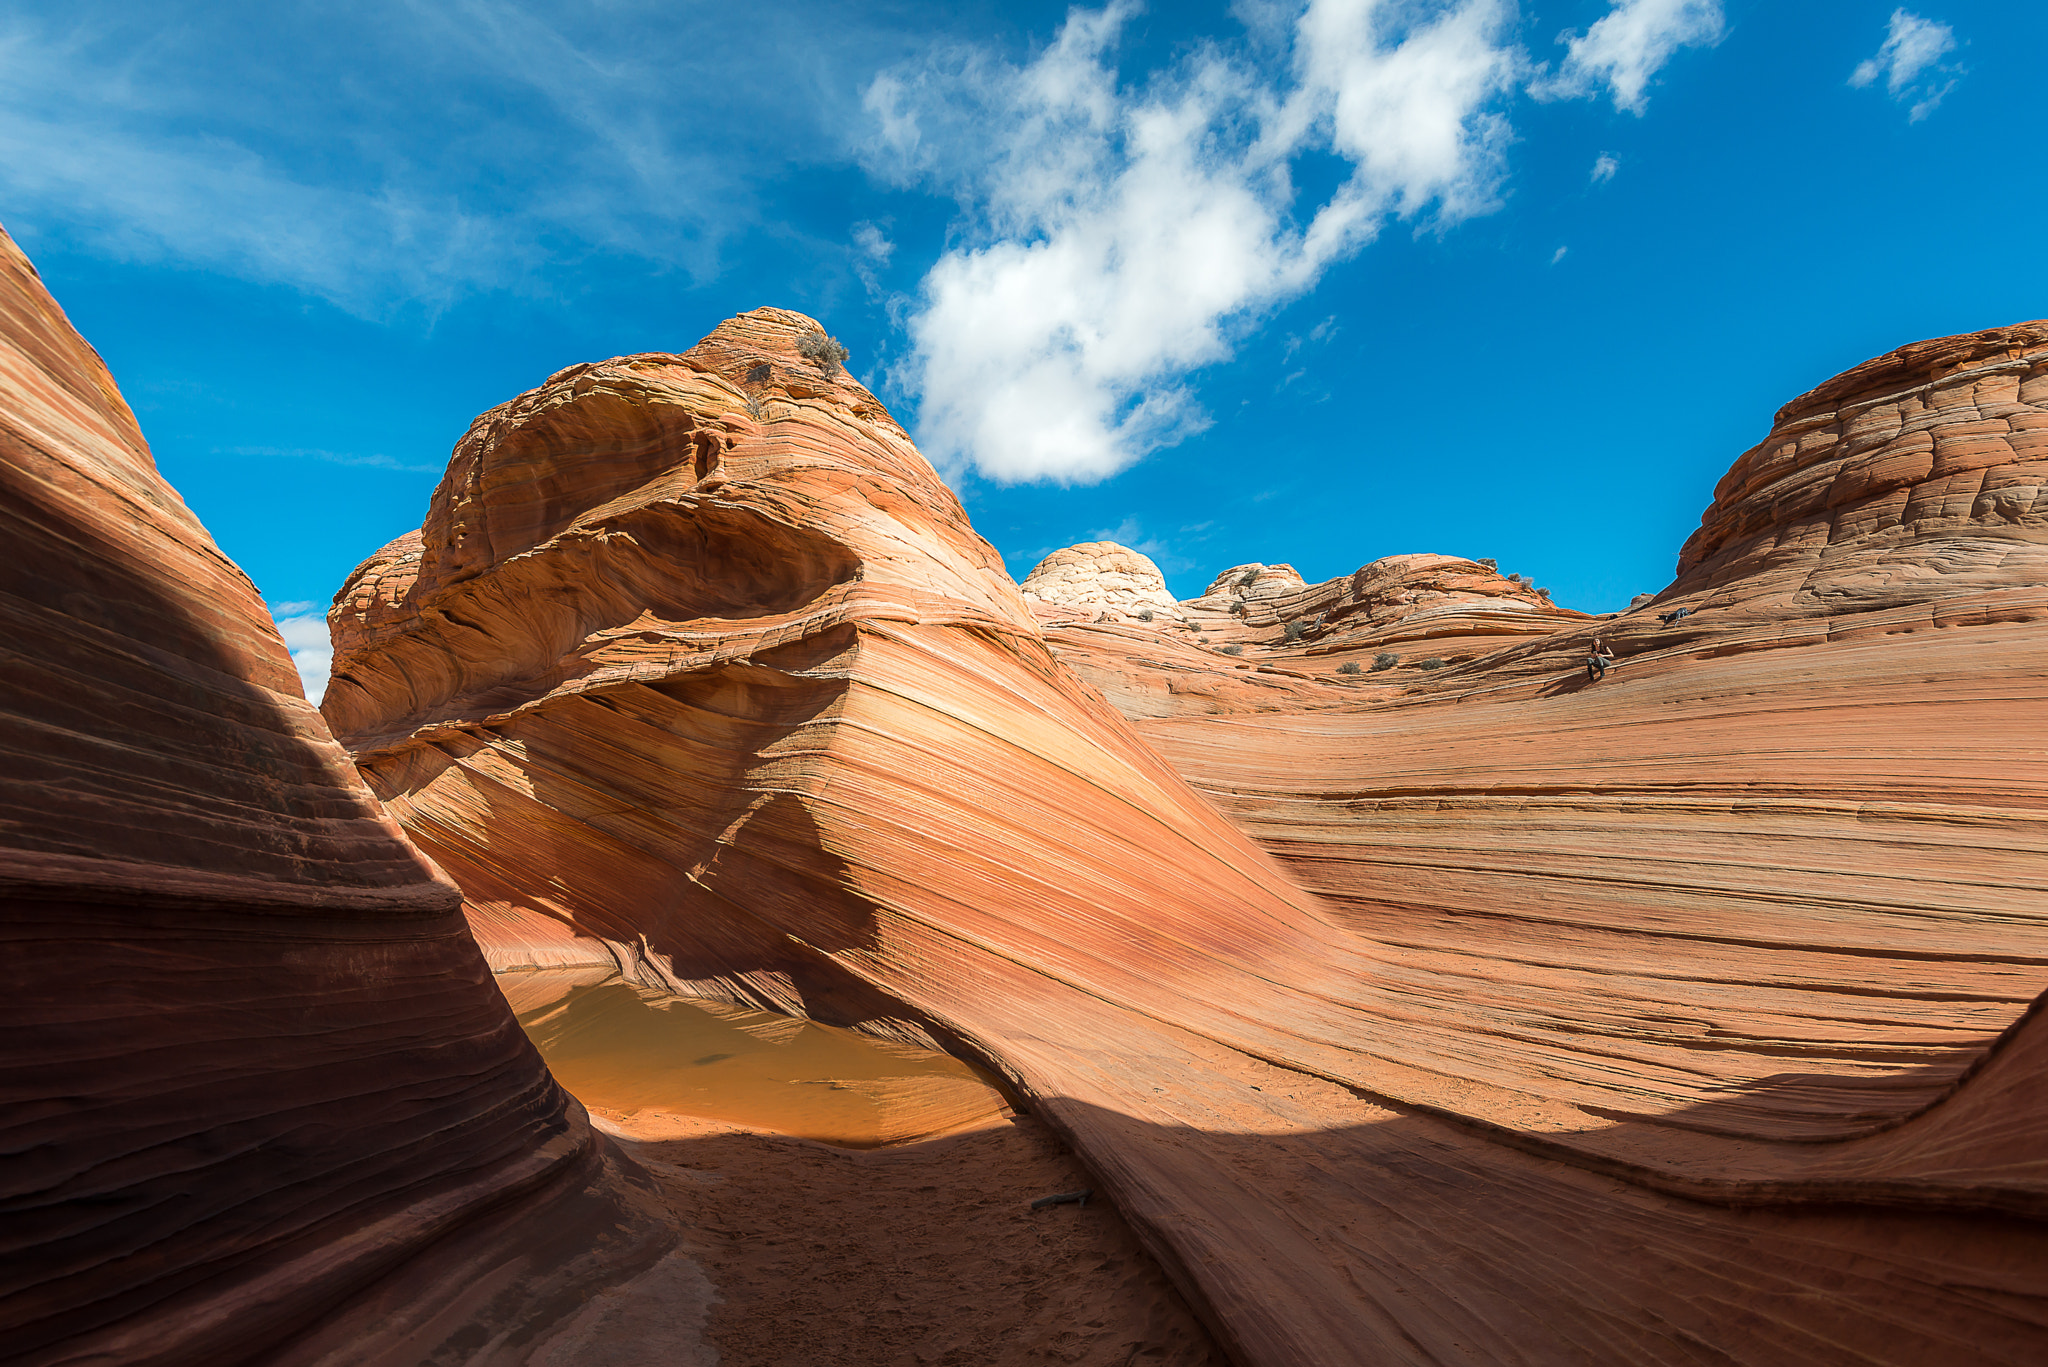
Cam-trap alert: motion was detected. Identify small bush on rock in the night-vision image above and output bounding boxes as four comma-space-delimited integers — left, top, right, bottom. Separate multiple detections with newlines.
1282, 620, 1307, 643
1371, 651, 1398, 672
1418, 657, 1448, 670
1137, 609, 1155, 621
1478, 557, 1497, 571
1222, 644, 1244, 655
1337, 661, 1361, 675
797, 329, 851, 375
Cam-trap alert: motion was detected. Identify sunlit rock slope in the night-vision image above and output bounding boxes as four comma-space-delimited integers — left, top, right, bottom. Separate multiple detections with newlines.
330, 313, 2048, 1366
0, 226, 678, 1367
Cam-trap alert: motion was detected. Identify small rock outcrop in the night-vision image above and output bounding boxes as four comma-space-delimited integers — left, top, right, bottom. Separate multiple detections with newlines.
1187, 561, 1307, 610
1019, 540, 1179, 619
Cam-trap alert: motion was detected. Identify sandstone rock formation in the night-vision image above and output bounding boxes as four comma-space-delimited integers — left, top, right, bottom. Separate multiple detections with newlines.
1190, 561, 1306, 608
330, 312, 2048, 1364
0, 226, 675, 1366
1035, 549, 1587, 720
1019, 540, 1180, 620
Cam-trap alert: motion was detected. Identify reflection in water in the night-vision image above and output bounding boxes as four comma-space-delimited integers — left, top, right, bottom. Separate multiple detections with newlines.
502, 969, 1010, 1148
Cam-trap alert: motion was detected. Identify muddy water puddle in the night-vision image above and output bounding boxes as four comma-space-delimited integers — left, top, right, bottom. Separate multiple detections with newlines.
501, 968, 1010, 1147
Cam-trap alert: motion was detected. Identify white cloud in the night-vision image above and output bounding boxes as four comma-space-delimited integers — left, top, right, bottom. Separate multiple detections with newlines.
272, 609, 333, 704
872, 0, 1527, 485
1542, 0, 1724, 114
1551, 245, 1568, 264
1850, 10, 1960, 122
1590, 152, 1619, 183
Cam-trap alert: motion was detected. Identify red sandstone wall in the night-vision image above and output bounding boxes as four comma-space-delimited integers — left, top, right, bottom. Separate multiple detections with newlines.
0, 227, 668, 1367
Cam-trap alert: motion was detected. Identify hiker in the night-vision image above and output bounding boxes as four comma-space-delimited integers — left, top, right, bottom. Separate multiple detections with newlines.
1585, 637, 1614, 682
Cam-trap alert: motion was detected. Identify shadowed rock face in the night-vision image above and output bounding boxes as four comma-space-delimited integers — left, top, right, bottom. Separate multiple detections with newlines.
0, 227, 675, 1366
333, 312, 2048, 1364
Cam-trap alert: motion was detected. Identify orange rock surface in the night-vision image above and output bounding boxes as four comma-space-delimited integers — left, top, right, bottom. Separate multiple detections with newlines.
330, 312, 2048, 1364
0, 227, 676, 1366
1033, 549, 1586, 721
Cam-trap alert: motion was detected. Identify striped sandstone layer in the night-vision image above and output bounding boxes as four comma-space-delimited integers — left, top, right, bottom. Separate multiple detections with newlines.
0, 226, 678, 1367
331, 316, 2048, 1365
1032, 551, 1587, 721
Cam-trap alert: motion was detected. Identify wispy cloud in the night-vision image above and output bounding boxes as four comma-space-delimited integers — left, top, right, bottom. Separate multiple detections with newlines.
851, 219, 896, 295
1088, 515, 1200, 573
1539, 0, 1724, 114
0, 1, 909, 317
871, 1, 1720, 487
217, 445, 442, 474
1551, 245, 1568, 264
270, 604, 332, 703
1850, 9, 1961, 122
1590, 153, 1619, 184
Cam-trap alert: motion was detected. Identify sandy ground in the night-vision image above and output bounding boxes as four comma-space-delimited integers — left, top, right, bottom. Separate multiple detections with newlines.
602, 1110, 1226, 1367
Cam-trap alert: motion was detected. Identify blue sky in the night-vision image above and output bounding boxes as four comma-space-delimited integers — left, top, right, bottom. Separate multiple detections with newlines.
4, 1, 2040, 698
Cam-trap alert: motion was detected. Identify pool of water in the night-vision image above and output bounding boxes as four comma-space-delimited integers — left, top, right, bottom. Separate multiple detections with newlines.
501, 969, 1011, 1147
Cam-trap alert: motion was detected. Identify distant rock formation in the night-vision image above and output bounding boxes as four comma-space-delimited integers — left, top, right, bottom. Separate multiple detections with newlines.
1029, 549, 1583, 720
1673, 318, 2048, 619
1019, 540, 1179, 620
1186, 560, 1306, 611
330, 311, 2048, 1365
0, 227, 675, 1365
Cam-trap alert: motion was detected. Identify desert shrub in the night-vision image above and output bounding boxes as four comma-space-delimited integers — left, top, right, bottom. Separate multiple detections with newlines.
1536, 586, 1551, 598
1337, 661, 1361, 675
1282, 620, 1307, 643
743, 394, 765, 420
1418, 657, 1448, 670
1136, 609, 1155, 621
1371, 651, 1398, 671
1239, 567, 1263, 587
1478, 557, 1497, 571
797, 329, 851, 375
745, 362, 772, 384
1222, 644, 1244, 655
1507, 572, 1523, 582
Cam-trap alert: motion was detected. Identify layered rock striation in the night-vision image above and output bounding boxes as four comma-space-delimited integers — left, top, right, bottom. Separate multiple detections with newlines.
1019, 540, 1181, 621
0, 227, 673, 1367
331, 314, 2048, 1364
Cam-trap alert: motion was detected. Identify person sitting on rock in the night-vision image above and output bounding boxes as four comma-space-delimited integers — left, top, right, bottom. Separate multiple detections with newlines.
1585, 638, 1615, 682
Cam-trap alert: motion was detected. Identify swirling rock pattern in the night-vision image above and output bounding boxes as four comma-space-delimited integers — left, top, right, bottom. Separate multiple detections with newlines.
1020, 540, 1181, 620
333, 314, 2048, 1365
0, 227, 672, 1367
